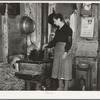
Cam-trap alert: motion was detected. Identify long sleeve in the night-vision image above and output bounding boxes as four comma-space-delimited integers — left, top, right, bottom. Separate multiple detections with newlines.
46, 24, 73, 50
46, 35, 56, 48
65, 27, 72, 52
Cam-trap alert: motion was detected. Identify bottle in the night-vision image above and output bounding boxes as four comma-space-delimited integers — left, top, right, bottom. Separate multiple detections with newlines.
79, 75, 86, 91
82, 85, 85, 91
42, 86, 46, 90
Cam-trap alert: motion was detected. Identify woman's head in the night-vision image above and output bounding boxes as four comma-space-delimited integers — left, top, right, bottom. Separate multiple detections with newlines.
53, 13, 64, 26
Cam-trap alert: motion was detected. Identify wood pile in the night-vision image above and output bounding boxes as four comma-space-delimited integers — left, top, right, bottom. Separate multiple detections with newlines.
0, 63, 25, 90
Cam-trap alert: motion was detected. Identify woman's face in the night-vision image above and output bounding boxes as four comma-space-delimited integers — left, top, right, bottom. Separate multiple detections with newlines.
53, 18, 59, 26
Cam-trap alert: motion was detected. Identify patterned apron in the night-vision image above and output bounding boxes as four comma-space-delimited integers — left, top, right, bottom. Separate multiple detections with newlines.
51, 42, 72, 80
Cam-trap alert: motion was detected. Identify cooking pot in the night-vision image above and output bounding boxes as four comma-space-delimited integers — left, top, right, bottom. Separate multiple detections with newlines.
18, 16, 36, 34
28, 49, 44, 61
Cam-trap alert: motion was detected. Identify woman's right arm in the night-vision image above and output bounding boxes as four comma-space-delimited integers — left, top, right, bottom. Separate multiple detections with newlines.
46, 36, 56, 48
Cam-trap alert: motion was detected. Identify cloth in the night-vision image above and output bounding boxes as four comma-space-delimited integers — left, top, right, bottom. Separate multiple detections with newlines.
46, 24, 72, 52
51, 42, 72, 80
70, 10, 78, 43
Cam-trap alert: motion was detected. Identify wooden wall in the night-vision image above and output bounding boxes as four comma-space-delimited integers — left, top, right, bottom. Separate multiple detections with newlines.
21, 3, 42, 56
55, 3, 74, 19
0, 3, 74, 62
75, 4, 99, 90
0, 15, 3, 62
0, 3, 42, 63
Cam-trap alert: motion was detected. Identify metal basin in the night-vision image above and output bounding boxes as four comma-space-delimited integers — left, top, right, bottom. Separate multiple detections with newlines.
77, 63, 89, 69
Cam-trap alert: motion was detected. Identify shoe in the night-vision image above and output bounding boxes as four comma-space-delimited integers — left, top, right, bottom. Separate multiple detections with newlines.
57, 87, 64, 91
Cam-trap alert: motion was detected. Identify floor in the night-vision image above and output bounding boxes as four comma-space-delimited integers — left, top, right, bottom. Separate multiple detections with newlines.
0, 63, 92, 91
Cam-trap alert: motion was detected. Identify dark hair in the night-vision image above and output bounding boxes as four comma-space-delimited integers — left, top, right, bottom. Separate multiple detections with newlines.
53, 13, 64, 21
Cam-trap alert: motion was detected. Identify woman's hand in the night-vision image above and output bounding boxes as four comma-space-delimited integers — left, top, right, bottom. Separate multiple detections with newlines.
62, 52, 67, 59
42, 44, 48, 50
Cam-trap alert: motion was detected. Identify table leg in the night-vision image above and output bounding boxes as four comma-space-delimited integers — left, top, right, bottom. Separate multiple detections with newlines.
35, 83, 42, 90
25, 81, 31, 90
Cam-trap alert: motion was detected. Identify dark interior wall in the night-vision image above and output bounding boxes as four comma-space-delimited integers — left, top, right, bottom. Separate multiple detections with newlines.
8, 4, 24, 56
8, 3, 74, 57
8, 3, 42, 57
0, 3, 74, 58
55, 3, 74, 19
0, 3, 24, 62
0, 15, 3, 62
8, 16, 23, 56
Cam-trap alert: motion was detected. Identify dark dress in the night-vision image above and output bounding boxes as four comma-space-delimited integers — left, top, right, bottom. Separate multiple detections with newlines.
47, 24, 73, 80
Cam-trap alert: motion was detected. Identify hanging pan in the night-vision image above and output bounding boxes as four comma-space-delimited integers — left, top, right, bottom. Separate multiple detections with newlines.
18, 16, 36, 35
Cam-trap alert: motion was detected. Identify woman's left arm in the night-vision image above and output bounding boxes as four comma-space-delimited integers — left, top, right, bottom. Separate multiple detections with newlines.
65, 28, 72, 52
62, 27, 72, 59
65, 35, 72, 52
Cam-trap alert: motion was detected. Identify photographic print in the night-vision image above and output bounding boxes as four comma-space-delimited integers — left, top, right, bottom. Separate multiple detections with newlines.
0, 0, 99, 99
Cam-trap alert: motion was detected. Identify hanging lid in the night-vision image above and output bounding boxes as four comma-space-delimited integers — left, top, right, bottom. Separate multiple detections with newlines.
48, 9, 57, 27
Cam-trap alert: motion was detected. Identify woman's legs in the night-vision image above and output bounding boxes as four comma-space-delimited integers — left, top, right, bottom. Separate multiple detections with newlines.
57, 79, 64, 90
57, 80, 71, 91
64, 80, 69, 90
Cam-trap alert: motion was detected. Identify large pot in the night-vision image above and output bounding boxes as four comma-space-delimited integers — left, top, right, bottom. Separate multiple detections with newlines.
28, 49, 44, 61
18, 16, 36, 34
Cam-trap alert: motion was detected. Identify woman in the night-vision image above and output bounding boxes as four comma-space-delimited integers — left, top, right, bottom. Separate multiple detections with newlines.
44, 13, 73, 90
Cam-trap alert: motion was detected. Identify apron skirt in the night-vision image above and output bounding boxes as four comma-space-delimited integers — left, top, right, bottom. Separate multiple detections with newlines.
51, 42, 72, 80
